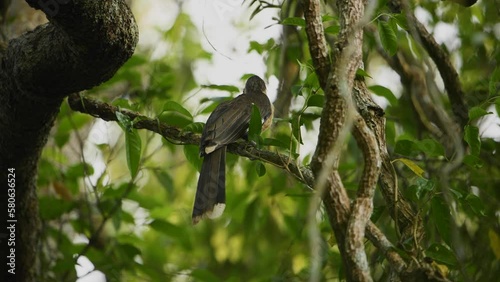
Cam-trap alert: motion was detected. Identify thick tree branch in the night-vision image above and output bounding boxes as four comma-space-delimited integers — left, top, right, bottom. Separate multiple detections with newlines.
305, 0, 379, 279
7, 0, 138, 96
346, 114, 381, 281
353, 79, 425, 252
304, 0, 423, 280
305, 0, 372, 279
302, 0, 330, 89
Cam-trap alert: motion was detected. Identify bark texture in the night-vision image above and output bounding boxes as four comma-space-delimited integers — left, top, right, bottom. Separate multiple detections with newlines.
303, 0, 428, 280
0, 1, 138, 281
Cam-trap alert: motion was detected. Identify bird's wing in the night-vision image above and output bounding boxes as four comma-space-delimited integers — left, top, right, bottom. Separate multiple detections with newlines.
201, 95, 252, 154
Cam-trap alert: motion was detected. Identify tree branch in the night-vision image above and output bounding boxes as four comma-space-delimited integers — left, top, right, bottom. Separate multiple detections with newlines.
353, 79, 425, 253
304, 0, 382, 279
346, 114, 381, 281
67, 93, 315, 187
389, 0, 468, 128
273, 0, 302, 119
6, 0, 138, 96
302, 0, 330, 89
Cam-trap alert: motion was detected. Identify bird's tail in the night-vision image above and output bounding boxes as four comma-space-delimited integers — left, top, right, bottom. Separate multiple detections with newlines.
192, 147, 226, 224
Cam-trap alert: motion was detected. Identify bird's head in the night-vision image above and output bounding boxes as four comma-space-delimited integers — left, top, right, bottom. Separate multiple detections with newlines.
244, 75, 267, 95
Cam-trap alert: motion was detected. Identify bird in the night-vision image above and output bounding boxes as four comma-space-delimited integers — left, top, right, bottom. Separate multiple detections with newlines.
443, 0, 477, 7
192, 75, 273, 224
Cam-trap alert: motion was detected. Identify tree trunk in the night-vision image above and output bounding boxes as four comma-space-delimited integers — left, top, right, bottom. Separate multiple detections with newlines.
0, 1, 138, 281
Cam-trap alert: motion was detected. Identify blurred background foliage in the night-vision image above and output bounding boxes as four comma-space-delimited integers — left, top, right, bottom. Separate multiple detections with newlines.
13, 0, 498, 281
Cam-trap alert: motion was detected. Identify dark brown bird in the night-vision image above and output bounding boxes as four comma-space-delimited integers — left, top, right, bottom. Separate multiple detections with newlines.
442, 0, 477, 7
192, 75, 273, 224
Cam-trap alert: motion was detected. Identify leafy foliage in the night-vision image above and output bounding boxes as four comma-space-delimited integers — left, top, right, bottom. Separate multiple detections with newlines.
36, 1, 500, 281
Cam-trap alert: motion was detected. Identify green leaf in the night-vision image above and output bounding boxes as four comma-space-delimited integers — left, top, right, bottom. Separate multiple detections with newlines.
369, 85, 398, 106
53, 258, 76, 273
412, 178, 435, 200
464, 194, 485, 216
291, 85, 303, 96
262, 138, 287, 148
431, 197, 452, 246
116, 111, 133, 131
321, 15, 337, 22
54, 113, 92, 148
291, 115, 303, 144
113, 208, 123, 231
125, 128, 142, 179
123, 53, 148, 67
464, 125, 481, 156
394, 138, 444, 158
149, 219, 182, 237
405, 177, 435, 204
162, 101, 193, 119
116, 243, 141, 259
39, 197, 74, 220
66, 163, 94, 180
115, 112, 142, 178
378, 20, 398, 56
248, 104, 263, 144
324, 25, 340, 35
159, 112, 193, 128
463, 154, 484, 168
149, 220, 191, 249
125, 129, 141, 178
394, 139, 415, 156
248, 38, 275, 55
393, 14, 409, 30
249, 5, 262, 21
191, 269, 221, 282
184, 144, 202, 171
281, 17, 306, 27
307, 95, 325, 108
183, 122, 205, 134
158, 100, 193, 128
468, 106, 491, 122
201, 84, 240, 93
489, 66, 500, 97
112, 98, 133, 109
304, 72, 320, 88
153, 170, 175, 197
356, 68, 372, 79
249, 40, 264, 54
388, 16, 398, 35
393, 158, 425, 178
255, 161, 266, 177
414, 139, 445, 158
102, 183, 128, 200
426, 243, 457, 266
